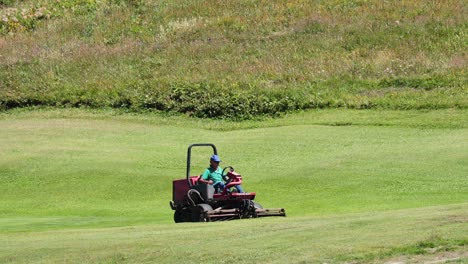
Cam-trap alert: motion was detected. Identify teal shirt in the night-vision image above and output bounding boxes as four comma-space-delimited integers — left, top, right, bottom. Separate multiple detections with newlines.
201, 167, 224, 184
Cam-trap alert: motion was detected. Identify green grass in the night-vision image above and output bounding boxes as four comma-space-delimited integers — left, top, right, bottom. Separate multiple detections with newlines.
0, 109, 467, 262
1, 0, 467, 117
1, 109, 467, 218
1, 204, 467, 263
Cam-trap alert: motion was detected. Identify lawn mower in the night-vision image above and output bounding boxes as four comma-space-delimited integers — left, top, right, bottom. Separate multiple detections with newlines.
169, 143, 286, 222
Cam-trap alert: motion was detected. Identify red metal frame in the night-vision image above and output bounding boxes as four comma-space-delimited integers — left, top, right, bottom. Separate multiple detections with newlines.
173, 174, 256, 203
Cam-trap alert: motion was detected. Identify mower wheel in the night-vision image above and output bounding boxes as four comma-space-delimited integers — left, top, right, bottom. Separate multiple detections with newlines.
240, 199, 256, 218
174, 207, 192, 223
192, 203, 213, 222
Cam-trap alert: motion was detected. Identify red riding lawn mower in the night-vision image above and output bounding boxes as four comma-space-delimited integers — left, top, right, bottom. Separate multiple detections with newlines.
169, 143, 286, 222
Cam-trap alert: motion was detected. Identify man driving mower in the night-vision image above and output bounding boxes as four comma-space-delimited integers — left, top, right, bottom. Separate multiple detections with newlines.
198, 154, 245, 193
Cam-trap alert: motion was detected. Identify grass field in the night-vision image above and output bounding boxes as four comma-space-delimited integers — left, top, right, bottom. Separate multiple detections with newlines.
1, 0, 467, 262
0, 109, 467, 263
1, 205, 467, 263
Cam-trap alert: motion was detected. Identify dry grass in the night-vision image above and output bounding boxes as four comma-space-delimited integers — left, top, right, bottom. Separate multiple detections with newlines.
0, 0, 466, 116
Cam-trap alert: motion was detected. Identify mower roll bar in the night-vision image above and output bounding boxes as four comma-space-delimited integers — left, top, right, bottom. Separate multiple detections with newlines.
186, 143, 218, 187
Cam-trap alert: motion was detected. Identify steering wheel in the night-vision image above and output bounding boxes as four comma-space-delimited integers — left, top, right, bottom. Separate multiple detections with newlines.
221, 166, 235, 182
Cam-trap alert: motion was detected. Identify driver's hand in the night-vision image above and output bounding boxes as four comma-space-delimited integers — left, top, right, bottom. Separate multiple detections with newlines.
208, 180, 213, 185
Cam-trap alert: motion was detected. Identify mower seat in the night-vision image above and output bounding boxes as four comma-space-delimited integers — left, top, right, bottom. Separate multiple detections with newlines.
191, 180, 215, 200
189, 176, 200, 186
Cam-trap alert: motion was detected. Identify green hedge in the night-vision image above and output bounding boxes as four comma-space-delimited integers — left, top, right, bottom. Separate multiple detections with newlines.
0, 81, 312, 120
1, 76, 466, 120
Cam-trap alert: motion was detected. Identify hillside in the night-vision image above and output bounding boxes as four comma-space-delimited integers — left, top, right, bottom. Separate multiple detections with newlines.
1, 0, 467, 119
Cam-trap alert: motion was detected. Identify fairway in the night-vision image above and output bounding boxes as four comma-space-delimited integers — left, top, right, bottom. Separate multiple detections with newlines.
0, 109, 467, 263
1, 204, 467, 263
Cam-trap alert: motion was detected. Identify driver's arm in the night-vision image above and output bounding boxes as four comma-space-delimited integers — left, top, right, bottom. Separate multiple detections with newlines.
199, 170, 213, 185
199, 178, 213, 185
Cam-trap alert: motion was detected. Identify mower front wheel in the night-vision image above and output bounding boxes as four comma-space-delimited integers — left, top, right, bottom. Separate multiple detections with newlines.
174, 207, 192, 223
191, 203, 213, 222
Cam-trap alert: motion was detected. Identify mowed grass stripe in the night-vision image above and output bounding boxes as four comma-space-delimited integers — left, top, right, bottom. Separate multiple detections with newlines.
0, 203, 466, 263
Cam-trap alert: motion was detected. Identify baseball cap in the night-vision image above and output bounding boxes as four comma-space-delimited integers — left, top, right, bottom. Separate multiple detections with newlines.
210, 154, 221, 162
